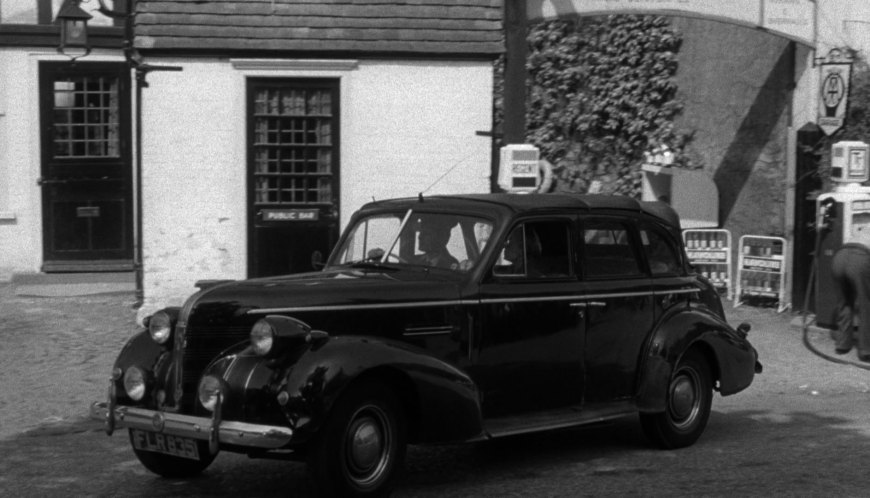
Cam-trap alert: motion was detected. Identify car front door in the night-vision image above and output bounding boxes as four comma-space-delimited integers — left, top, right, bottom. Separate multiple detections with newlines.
474, 217, 585, 420
578, 217, 655, 405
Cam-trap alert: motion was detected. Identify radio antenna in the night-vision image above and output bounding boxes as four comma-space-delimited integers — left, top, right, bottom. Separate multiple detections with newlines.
421, 153, 474, 196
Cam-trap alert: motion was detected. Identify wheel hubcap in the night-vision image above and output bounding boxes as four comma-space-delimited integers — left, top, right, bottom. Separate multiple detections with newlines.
345, 406, 391, 487
670, 369, 700, 428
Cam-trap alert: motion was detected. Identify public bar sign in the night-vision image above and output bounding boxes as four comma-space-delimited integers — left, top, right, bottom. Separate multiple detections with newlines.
527, 0, 816, 47
262, 209, 320, 222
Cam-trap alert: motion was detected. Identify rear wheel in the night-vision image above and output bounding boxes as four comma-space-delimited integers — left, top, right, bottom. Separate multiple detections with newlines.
128, 429, 216, 478
640, 349, 712, 449
309, 379, 406, 497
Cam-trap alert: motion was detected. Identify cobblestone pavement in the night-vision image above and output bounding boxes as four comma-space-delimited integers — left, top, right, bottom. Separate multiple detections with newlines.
1, 281, 869, 442
0, 284, 139, 440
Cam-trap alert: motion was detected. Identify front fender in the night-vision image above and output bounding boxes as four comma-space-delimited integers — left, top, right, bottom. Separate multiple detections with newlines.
197, 335, 484, 446
636, 307, 758, 412
282, 336, 483, 445
111, 329, 171, 404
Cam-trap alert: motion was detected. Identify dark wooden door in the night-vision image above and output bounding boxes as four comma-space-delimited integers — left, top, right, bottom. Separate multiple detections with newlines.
247, 79, 340, 277
39, 62, 132, 271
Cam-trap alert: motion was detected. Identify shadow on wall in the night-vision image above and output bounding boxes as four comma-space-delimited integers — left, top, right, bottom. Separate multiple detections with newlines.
713, 44, 794, 223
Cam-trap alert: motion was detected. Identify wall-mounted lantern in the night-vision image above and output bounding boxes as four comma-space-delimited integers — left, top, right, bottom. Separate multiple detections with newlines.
55, 0, 93, 60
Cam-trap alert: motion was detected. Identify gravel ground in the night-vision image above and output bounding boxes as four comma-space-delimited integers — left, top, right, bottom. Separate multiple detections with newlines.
0, 284, 138, 440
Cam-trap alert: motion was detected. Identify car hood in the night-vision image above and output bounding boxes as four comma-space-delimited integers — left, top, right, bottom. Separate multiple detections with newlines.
184, 266, 464, 326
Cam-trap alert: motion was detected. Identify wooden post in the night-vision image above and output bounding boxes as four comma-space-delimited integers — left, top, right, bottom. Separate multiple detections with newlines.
503, 0, 527, 145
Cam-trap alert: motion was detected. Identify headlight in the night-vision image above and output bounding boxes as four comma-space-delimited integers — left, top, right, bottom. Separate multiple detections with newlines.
123, 366, 147, 401
147, 310, 176, 345
250, 320, 275, 356
250, 315, 321, 358
198, 375, 225, 412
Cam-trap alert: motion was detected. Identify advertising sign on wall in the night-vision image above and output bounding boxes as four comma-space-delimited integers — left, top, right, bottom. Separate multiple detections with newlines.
818, 62, 853, 136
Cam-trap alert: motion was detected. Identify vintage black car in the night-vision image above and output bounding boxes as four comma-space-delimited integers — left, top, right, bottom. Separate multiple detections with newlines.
92, 193, 761, 496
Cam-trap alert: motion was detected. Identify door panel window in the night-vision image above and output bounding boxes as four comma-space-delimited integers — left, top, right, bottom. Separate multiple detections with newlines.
252, 87, 335, 205
52, 77, 120, 158
493, 220, 573, 278
582, 220, 641, 278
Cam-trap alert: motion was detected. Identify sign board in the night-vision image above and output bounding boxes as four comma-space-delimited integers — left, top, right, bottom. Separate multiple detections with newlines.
735, 235, 789, 312
683, 229, 732, 299
527, 0, 816, 47
261, 209, 320, 222
818, 63, 853, 136
498, 144, 541, 193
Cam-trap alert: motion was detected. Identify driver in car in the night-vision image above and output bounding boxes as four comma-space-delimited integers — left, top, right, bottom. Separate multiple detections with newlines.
417, 218, 459, 269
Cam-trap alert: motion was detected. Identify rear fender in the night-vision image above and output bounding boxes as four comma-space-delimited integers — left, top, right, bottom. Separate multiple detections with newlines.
280, 336, 484, 445
636, 307, 757, 412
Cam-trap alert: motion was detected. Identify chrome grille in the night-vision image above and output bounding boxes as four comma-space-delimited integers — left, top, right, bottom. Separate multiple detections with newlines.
179, 324, 251, 409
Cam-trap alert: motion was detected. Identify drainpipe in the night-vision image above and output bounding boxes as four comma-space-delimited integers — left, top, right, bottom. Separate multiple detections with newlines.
134, 66, 144, 306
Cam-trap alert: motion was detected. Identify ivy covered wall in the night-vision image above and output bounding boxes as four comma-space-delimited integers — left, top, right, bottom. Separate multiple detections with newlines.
494, 15, 794, 243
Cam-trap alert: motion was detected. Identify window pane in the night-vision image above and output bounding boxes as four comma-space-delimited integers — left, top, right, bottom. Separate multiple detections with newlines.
583, 221, 641, 278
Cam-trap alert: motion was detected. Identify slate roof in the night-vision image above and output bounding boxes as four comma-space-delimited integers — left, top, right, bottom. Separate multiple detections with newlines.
133, 0, 504, 58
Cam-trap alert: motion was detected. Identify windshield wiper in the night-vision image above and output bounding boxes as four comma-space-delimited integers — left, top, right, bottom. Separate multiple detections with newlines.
381, 209, 413, 263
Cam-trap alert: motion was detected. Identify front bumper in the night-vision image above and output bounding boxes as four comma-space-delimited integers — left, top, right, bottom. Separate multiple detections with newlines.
90, 401, 294, 450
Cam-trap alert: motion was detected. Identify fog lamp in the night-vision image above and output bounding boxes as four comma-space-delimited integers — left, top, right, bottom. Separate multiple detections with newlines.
123, 366, 147, 401
198, 375, 225, 412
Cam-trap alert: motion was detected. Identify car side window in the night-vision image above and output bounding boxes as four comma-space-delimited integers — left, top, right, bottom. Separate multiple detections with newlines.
582, 220, 642, 278
639, 223, 682, 276
493, 220, 573, 278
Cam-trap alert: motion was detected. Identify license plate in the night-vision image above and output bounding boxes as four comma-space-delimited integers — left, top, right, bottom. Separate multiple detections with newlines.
130, 429, 201, 460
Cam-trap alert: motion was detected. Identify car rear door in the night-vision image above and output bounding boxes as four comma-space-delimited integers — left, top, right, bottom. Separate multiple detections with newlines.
578, 216, 655, 404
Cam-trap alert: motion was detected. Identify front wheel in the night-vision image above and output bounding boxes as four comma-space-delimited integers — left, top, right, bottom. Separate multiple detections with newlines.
640, 349, 712, 449
308, 379, 406, 497
128, 429, 216, 477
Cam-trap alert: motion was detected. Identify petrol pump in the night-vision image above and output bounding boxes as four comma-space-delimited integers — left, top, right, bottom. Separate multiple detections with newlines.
815, 140, 870, 328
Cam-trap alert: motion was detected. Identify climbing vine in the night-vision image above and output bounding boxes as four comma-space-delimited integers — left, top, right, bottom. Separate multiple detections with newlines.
495, 15, 697, 197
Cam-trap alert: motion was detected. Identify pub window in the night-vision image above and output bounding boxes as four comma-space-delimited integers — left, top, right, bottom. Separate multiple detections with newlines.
52, 76, 120, 158
252, 84, 336, 206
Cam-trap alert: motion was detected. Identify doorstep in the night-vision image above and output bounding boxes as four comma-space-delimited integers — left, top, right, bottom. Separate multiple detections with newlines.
11, 272, 136, 297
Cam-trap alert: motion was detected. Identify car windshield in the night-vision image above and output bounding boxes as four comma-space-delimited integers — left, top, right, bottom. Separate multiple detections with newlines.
330, 210, 493, 272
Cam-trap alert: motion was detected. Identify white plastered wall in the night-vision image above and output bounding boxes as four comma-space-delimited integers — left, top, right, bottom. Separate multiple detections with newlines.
0, 48, 127, 281
137, 58, 493, 317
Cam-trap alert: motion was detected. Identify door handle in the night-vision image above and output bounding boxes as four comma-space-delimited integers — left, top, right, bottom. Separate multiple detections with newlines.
36, 177, 67, 186
570, 301, 606, 307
